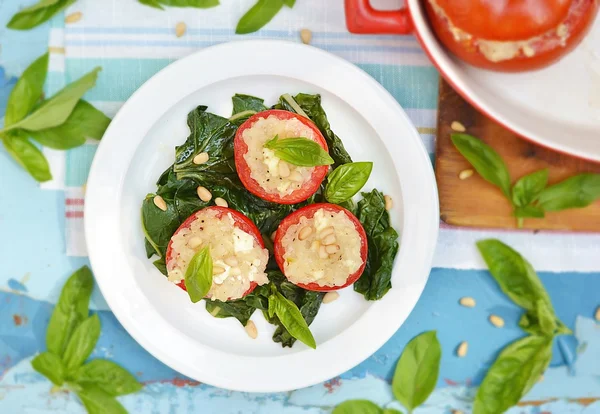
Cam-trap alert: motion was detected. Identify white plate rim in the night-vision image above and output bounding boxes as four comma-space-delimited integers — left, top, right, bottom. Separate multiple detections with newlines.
85, 39, 439, 392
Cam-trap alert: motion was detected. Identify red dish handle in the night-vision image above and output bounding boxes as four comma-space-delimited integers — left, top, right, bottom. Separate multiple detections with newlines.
345, 0, 413, 34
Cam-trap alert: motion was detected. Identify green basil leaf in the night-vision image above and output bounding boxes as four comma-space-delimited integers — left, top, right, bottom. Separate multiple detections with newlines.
473, 335, 552, 414
264, 135, 334, 167
282, 0, 295, 6
12, 67, 101, 132
511, 169, 548, 207
184, 246, 213, 303
451, 133, 511, 198
138, 0, 164, 9
2, 131, 52, 182
269, 291, 316, 349
514, 204, 545, 218
518, 299, 565, 337
236, 0, 284, 34
325, 162, 373, 203
155, 0, 219, 7
537, 173, 600, 211
46, 266, 94, 357
476, 239, 552, 312
76, 383, 127, 414
382, 410, 403, 414
62, 314, 101, 373
74, 359, 142, 396
28, 100, 111, 149
31, 352, 65, 386
392, 330, 441, 411
7, 0, 76, 30
333, 400, 383, 414
4, 53, 49, 126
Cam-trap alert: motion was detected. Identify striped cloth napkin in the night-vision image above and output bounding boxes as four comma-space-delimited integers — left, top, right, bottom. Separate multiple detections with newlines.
56, 0, 599, 273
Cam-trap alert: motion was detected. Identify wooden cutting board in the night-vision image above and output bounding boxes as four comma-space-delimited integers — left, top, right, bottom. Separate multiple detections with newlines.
435, 78, 600, 232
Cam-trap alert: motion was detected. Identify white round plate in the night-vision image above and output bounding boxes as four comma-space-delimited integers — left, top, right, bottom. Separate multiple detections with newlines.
409, 0, 600, 161
85, 40, 439, 392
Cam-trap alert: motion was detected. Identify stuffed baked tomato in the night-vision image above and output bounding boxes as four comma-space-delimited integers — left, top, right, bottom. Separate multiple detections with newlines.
234, 110, 329, 204
165, 206, 269, 302
274, 203, 368, 291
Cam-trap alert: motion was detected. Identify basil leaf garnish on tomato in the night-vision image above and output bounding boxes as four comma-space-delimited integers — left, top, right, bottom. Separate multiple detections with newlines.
264, 134, 334, 167
184, 246, 213, 303
325, 162, 373, 204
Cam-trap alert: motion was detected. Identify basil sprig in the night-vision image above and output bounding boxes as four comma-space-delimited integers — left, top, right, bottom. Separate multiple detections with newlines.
7, 0, 76, 30
236, 0, 296, 34
1, 53, 110, 182
138, 0, 219, 10
334, 331, 441, 413
268, 286, 316, 349
474, 239, 571, 413
264, 135, 334, 167
184, 246, 213, 303
31, 266, 142, 413
325, 162, 373, 203
451, 133, 600, 227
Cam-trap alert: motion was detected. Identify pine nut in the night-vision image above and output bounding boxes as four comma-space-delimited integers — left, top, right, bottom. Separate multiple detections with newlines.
245, 320, 258, 339
457, 341, 468, 357
384, 195, 393, 211
451, 410, 465, 414
230, 267, 241, 276
188, 236, 202, 248
153, 195, 167, 211
193, 152, 209, 165
451, 121, 466, 132
323, 291, 340, 304
288, 170, 303, 182
459, 169, 474, 180
298, 226, 313, 240
175, 22, 187, 38
225, 256, 238, 267
310, 240, 320, 251
215, 197, 228, 207
252, 258, 261, 267
319, 245, 329, 259
318, 227, 335, 239
489, 314, 505, 328
197, 186, 212, 202
65, 12, 82, 24
278, 162, 291, 178
325, 244, 339, 254
213, 266, 225, 275
522, 45, 535, 57
300, 28, 312, 44
595, 306, 600, 321
322, 234, 336, 246
459, 297, 476, 308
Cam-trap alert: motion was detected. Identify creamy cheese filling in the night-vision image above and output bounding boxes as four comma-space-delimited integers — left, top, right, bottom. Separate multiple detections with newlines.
167, 209, 269, 301
281, 208, 363, 287
242, 115, 315, 195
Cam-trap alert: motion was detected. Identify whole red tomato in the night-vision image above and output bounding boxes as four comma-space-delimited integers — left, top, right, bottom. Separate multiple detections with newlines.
426, 0, 599, 71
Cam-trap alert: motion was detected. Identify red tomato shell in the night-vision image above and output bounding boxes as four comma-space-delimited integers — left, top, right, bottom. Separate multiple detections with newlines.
165, 206, 264, 298
273, 203, 368, 292
234, 110, 330, 204
426, 0, 599, 71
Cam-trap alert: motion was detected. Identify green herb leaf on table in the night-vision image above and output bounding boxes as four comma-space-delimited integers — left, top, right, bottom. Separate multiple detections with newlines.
514, 204, 545, 218
392, 331, 441, 412
184, 246, 213, 303
325, 162, 373, 204
264, 135, 334, 167
62, 314, 101, 374
333, 400, 384, 414
1, 131, 52, 182
76, 383, 128, 414
451, 133, 512, 198
383, 410, 403, 414
268, 290, 316, 349
4, 53, 48, 126
74, 359, 143, 396
138, 0, 164, 9
236, 0, 284, 34
139, 0, 219, 9
31, 352, 65, 386
512, 169, 548, 208
537, 173, 600, 211
282, 0, 295, 6
46, 266, 94, 357
7, 0, 76, 30
473, 335, 553, 414
28, 100, 111, 149
7, 67, 101, 132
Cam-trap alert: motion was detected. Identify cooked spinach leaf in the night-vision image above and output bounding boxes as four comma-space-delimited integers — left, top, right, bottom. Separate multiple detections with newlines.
141, 194, 180, 258
354, 189, 399, 300
232, 94, 267, 116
